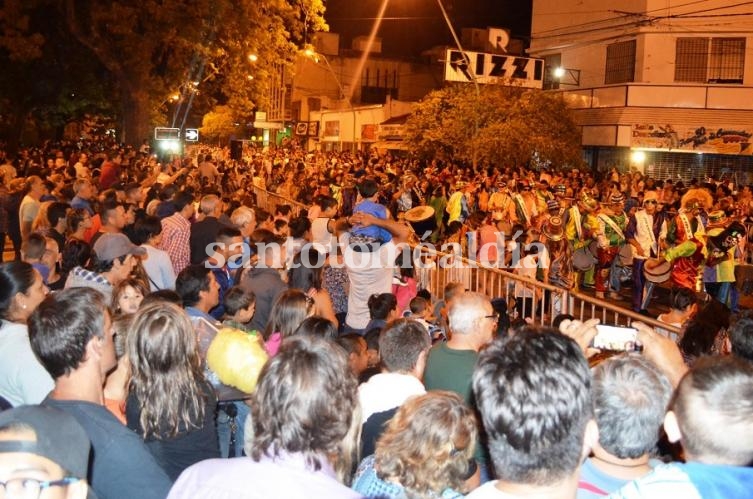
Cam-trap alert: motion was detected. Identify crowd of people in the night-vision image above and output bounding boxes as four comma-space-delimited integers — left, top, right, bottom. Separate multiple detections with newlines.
0, 138, 751, 499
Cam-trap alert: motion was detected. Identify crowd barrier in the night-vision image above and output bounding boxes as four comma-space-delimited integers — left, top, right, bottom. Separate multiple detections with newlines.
249, 185, 681, 336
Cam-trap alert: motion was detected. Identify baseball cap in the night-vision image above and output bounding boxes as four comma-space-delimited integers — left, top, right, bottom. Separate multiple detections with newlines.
93, 233, 146, 261
0, 405, 90, 479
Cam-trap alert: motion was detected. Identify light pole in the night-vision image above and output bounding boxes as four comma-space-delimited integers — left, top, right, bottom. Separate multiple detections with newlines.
305, 49, 358, 152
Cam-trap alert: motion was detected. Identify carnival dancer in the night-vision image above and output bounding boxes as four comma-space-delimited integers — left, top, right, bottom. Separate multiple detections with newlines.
667, 188, 711, 245
565, 191, 600, 290
512, 180, 538, 227
703, 212, 745, 305
625, 191, 668, 313
488, 180, 515, 224
594, 193, 627, 300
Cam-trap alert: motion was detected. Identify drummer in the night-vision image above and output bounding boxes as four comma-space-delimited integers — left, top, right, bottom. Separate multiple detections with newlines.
703, 212, 743, 305
625, 191, 668, 313
488, 180, 515, 224
595, 193, 628, 300
565, 191, 600, 290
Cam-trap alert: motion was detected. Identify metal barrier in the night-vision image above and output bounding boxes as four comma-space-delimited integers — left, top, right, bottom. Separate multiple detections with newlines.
250, 185, 308, 216
248, 186, 681, 335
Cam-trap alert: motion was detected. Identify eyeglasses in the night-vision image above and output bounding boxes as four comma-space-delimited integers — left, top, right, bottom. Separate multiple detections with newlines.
0, 477, 79, 499
643, 200, 658, 206
484, 313, 500, 323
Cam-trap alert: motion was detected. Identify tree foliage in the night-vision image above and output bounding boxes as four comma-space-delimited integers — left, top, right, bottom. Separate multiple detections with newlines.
0, 0, 326, 146
200, 105, 238, 144
405, 84, 584, 170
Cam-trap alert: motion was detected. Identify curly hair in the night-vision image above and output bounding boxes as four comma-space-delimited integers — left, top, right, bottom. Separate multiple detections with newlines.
127, 302, 208, 439
374, 391, 477, 496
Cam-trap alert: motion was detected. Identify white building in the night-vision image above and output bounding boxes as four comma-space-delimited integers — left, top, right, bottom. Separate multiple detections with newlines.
529, 0, 753, 182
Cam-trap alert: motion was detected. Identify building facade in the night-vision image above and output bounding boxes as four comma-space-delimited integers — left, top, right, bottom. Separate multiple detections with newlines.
529, 0, 753, 182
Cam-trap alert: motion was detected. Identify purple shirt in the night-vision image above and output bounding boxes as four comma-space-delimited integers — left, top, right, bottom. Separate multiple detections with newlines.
167, 452, 363, 499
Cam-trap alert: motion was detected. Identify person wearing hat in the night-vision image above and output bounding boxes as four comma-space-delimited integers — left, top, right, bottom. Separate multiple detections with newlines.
625, 190, 669, 312
488, 180, 515, 224
667, 188, 712, 245
0, 405, 90, 499
541, 216, 574, 297
594, 193, 628, 300
646, 209, 706, 294
565, 191, 600, 290
702, 212, 741, 305
512, 179, 538, 227
64, 232, 145, 302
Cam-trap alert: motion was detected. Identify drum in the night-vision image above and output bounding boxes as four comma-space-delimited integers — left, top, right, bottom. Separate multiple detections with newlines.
573, 242, 598, 271
618, 244, 633, 266
404, 206, 436, 241
643, 258, 672, 283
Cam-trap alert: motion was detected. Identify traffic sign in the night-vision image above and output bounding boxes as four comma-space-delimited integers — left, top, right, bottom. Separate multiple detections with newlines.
185, 129, 199, 142
444, 49, 544, 89
154, 127, 180, 140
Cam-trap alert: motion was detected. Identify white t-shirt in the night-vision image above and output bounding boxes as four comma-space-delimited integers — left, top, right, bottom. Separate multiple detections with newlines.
311, 218, 336, 254
341, 233, 399, 330
466, 481, 523, 498
0, 322, 54, 406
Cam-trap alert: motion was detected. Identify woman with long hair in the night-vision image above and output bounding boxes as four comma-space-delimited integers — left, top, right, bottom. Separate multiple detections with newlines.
287, 247, 338, 328
263, 289, 315, 356
0, 261, 51, 407
126, 302, 219, 480
111, 277, 149, 316
66, 207, 93, 242
352, 391, 478, 498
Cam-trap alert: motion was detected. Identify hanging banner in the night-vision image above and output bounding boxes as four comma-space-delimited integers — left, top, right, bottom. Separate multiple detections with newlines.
632, 124, 753, 154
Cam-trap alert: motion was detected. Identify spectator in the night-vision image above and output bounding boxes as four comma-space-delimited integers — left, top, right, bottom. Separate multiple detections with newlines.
134, 215, 176, 291
336, 334, 370, 377
611, 356, 753, 497
0, 405, 91, 499
66, 207, 93, 242
103, 313, 132, 424
288, 247, 339, 328
190, 194, 228, 265
44, 201, 69, 250
310, 195, 338, 254
656, 288, 696, 342
111, 277, 148, 315
222, 286, 257, 333
358, 319, 430, 458
167, 335, 362, 499
21, 232, 50, 284
577, 355, 672, 497
29, 287, 172, 499
90, 198, 127, 246
239, 230, 287, 332
364, 293, 399, 333
468, 329, 597, 498
294, 316, 339, 341
70, 178, 95, 215
729, 311, 753, 363
336, 210, 410, 334
65, 233, 144, 302
175, 264, 220, 324
19, 176, 45, 242
0, 261, 52, 407
353, 391, 478, 498
126, 302, 220, 480
161, 190, 195, 275
263, 289, 315, 356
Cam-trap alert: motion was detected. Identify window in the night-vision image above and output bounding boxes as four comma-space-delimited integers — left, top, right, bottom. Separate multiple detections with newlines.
605, 40, 636, 84
675, 37, 745, 84
675, 38, 709, 82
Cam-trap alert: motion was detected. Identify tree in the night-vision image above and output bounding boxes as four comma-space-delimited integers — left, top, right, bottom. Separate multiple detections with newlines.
200, 105, 237, 145
0, 0, 326, 145
405, 84, 584, 170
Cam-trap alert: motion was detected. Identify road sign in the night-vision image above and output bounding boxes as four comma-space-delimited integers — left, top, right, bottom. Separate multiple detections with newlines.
444, 49, 544, 89
154, 127, 180, 140
184, 129, 199, 142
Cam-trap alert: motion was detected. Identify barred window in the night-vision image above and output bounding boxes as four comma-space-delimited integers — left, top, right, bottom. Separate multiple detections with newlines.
675, 38, 709, 83
710, 38, 745, 83
605, 40, 636, 84
675, 37, 745, 84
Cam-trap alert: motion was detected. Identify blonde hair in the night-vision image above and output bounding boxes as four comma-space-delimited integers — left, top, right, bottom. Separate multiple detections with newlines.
374, 391, 477, 495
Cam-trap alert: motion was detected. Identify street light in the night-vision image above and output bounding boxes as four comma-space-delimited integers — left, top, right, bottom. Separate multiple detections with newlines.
305, 49, 358, 152
552, 67, 581, 86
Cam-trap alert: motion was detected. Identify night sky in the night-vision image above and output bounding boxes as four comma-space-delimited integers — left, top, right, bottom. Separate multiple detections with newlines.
324, 0, 533, 57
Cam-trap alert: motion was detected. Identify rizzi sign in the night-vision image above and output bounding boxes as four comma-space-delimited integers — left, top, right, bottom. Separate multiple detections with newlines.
444, 49, 544, 89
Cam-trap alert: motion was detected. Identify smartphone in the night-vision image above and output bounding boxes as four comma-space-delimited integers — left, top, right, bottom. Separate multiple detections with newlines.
592, 325, 641, 352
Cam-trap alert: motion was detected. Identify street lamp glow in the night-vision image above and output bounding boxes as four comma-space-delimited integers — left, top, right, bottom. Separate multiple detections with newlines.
631, 150, 646, 163
248, 54, 258, 62
553, 67, 566, 78
247, 74, 254, 80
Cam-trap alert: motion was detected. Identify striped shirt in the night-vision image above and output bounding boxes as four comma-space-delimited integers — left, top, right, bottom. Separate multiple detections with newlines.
161, 213, 191, 275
